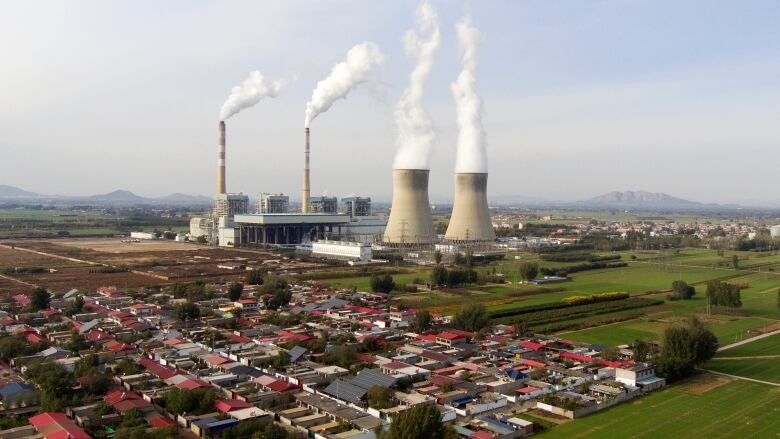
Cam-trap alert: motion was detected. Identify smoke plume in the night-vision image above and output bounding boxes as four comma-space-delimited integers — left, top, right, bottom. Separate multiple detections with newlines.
305, 42, 385, 127
392, 0, 440, 170
220, 71, 285, 121
452, 15, 487, 174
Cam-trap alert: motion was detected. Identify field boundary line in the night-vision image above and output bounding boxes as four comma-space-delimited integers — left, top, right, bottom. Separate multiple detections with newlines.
710, 355, 780, 360
0, 272, 38, 288
696, 368, 780, 387
717, 329, 780, 352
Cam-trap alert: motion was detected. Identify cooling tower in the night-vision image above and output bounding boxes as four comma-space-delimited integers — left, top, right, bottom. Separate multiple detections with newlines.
384, 169, 435, 244
445, 173, 495, 241
217, 121, 226, 194
302, 128, 311, 213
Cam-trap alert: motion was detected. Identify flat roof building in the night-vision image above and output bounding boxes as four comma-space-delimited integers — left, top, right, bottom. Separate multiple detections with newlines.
257, 193, 289, 214
309, 196, 338, 214
233, 213, 350, 246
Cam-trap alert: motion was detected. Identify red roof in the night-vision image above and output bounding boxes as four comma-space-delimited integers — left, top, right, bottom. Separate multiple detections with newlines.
517, 386, 540, 394
214, 399, 252, 413
266, 380, 298, 392
560, 352, 595, 363
520, 340, 544, 350
521, 359, 546, 368
104, 340, 134, 352
138, 358, 178, 379
12, 294, 30, 306
203, 355, 231, 366
437, 332, 465, 341
470, 431, 494, 439
176, 378, 212, 390
354, 353, 377, 364
29, 412, 91, 439
416, 334, 438, 342
146, 414, 175, 428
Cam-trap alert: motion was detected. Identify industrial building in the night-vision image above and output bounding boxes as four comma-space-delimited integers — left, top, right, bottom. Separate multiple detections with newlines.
342, 196, 372, 217
214, 193, 250, 217
771, 225, 780, 238
233, 213, 350, 246
189, 216, 212, 239
257, 193, 289, 214
312, 240, 372, 262
309, 196, 338, 214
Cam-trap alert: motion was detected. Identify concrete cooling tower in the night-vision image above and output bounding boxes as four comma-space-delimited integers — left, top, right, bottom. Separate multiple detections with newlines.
384, 169, 436, 244
445, 173, 495, 242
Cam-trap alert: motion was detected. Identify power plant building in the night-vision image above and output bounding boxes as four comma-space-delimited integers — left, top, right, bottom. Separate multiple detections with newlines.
342, 196, 371, 217
309, 196, 338, 214
771, 225, 780, 238
257, 193, 289, 214
189, 216, 212, 239
233, 213, 350, 246
214, 193, 250, 217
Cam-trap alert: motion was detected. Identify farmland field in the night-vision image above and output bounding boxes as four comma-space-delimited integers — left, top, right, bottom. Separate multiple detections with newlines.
538, 378, 780, 438
717, 332, 780, 357
703, 358, 780, 384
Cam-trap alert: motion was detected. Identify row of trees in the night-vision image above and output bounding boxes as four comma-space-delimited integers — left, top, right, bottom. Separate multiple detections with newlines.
656, 317, 718, 381
668, 280, 696, 300
705, 281, 742, 308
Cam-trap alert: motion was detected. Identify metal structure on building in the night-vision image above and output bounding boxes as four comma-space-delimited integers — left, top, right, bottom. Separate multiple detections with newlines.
309, 196, 338, 214
257, 193, 289, 214
214, 193, 250, 218
342, 196, 371, 217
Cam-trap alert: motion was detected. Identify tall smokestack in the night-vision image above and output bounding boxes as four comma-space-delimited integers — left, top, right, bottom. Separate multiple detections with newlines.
445, 173, 495, 242
302, 128, 310, 213
217, 121, 226, 194
384, 169, 435, 244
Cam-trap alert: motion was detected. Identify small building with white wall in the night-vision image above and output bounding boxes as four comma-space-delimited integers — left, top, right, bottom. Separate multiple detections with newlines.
312, 240, 372, 262
130, 232, 155, 240
771, 225, 780, 238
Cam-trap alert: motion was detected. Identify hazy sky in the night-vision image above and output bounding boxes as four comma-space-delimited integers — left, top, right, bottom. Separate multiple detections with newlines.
2, 1, 779, 204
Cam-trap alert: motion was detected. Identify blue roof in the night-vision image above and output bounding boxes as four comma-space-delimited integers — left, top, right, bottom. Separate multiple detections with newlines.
0, 383, 35, 398
193, 417, 219, 426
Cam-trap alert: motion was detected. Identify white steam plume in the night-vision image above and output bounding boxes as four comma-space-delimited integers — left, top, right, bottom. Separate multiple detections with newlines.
452, 15, 487, 174
392, 0, 440, 170
305, 42, 385, 127
220, 71, 286, 121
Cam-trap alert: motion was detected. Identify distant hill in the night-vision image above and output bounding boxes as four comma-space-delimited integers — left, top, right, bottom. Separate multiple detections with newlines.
585, 190, 702, 208
89, 190, 147, 203
0, 185, 39, 198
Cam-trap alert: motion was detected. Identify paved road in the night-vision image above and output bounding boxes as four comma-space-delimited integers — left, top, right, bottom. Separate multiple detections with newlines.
717, 329, 780, 352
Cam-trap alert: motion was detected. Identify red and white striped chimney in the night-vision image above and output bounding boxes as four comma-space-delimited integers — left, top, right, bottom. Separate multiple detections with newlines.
217, 121, 226, 194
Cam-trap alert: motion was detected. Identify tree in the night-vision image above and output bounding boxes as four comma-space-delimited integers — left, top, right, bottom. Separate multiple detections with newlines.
268, 288, 293, 310
513, 320, 527, 336
434, 250, 442, 265
228, 282, 244, 301
669, 280, 696, 300
171, 282, 188, 298
163, 387, 218, 416
431, 265, 448, 287
370, 274, 395, 293
732, 254, 739, 269
657, 317, 718, 381
706, 281, 742, 308
114, 358, 143, 376
518, 262, 539, 283
381, 402, 456, 439
196, 235, 207, 244
632, 339, 653, 362
245, 269, 264, 285
367, 385, 394, 409
65, 296, 85, 316
30, 287, 50, 311
414, 310, 433, 332
601, 346, 621, 361
451, 304, 489, 332
173, 301, 200, 321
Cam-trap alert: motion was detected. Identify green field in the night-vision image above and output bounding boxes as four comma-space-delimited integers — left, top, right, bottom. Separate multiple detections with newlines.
539, 379, 780, 438
704, 358, 780, 384
717, 333, 780, 357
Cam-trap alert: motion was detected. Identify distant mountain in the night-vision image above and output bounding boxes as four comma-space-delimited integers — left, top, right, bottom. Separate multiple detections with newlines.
0, 185, 39, 198
88, 190, 147, 203
585, 190, 702, 208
